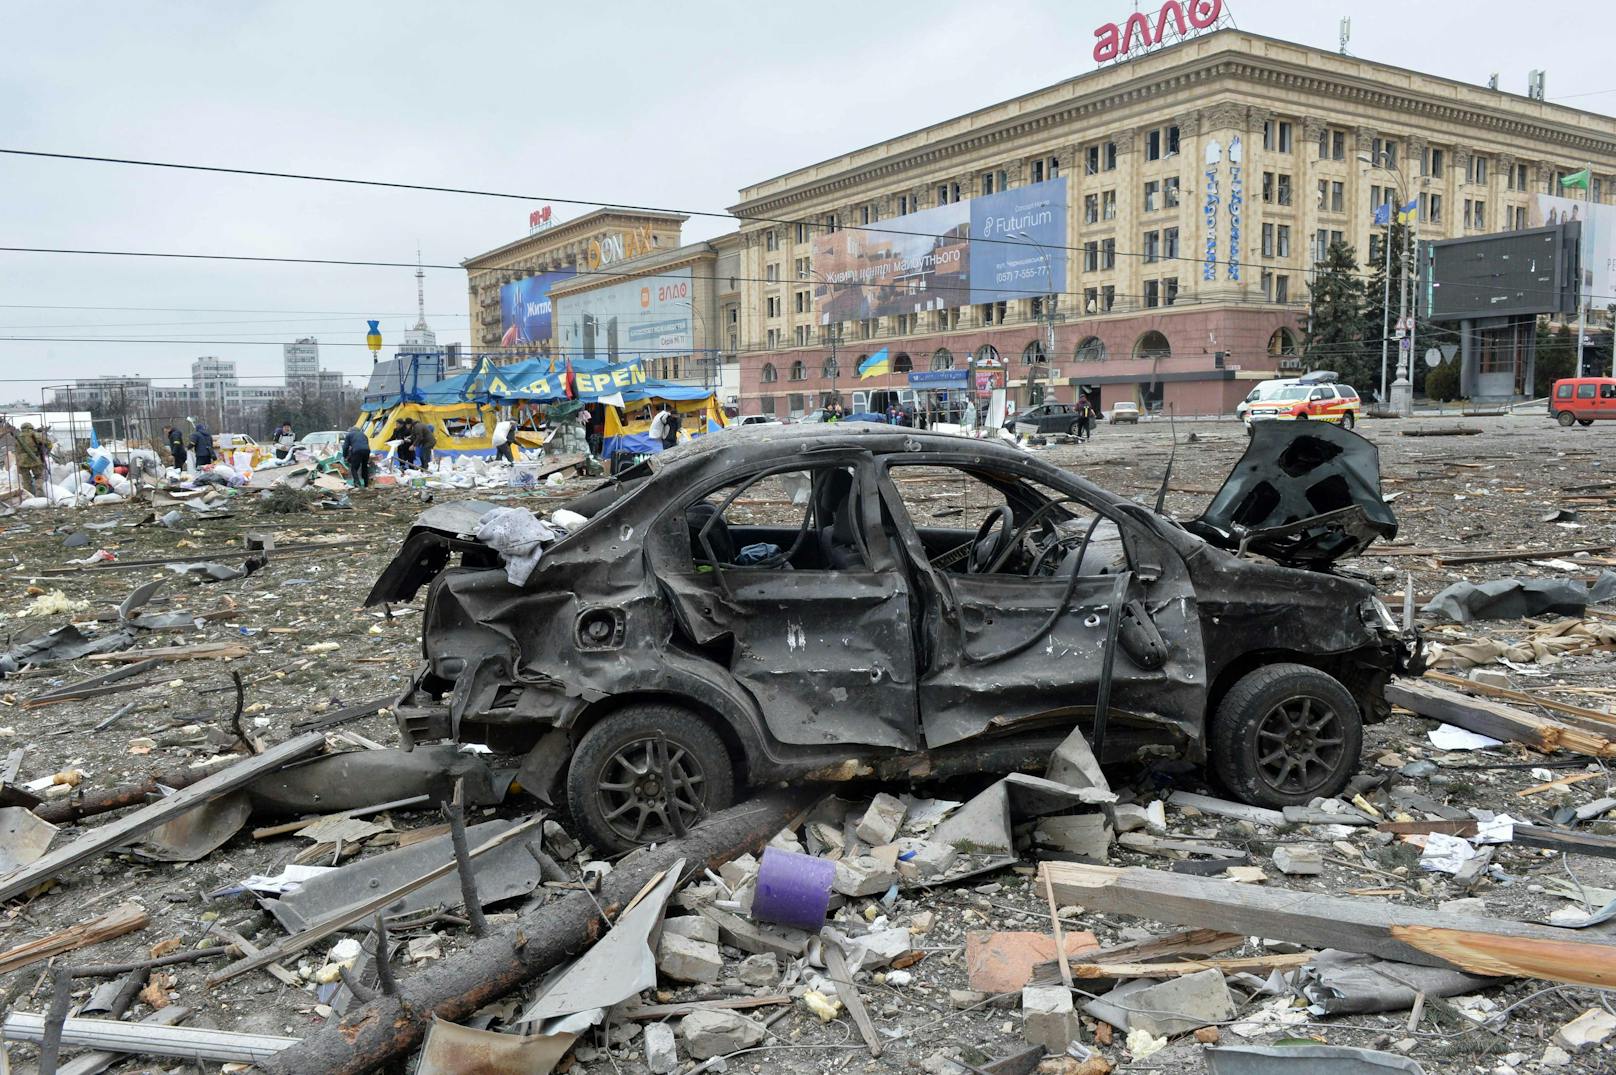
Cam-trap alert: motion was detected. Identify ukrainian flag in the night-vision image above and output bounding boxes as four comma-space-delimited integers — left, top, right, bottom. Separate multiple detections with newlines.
1397, 198, 1419, 225
858, 348, 891, 380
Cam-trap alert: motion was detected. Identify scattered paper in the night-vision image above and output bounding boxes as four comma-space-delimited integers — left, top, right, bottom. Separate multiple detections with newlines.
1419, 832, 1478, 874
1428, 724, 1502, 750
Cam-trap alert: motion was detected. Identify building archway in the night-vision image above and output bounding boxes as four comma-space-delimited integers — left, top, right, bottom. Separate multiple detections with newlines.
1022, 340, 1048, 365
893, 352, 913, 373
974, 345, 1001, 366
1267, 328, 1297, 356
761, 362, 778, 384
789, 360, 806, 381
823, 356, 840, 379
1133, 331, 1171, 360
931, 348, 955, 371
1074, 336, 1106, 362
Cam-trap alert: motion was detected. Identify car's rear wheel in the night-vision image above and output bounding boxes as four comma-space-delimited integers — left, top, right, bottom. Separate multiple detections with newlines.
1341, 413, 1356, 431
566, 704, 734, 853
1068, 420, 1084, 437
1210, 663, 1362, 807
1558, 410, 1577, 427
1578, 419, 1594, 427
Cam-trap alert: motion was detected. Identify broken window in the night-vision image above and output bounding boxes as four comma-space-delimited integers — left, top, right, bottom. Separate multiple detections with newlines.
681, 465, 871, 573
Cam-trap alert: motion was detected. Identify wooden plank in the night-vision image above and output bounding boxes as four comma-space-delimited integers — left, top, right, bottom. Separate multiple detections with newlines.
0, 734, 325, 902
22, 658, 166, 708
1435, 543, 1612, 566
206, 815, 543, 987
211, 926, 301, 988
1511, 824, 1616, 861
0, 902, 151, 976
1069, 951, 1315, 979
1117, 833, 1249, 858
825, 939, 881, 1057
1518, 772, 1604, 797
1423, 670, 1616, 734
86, 642, 252, 664
1040, 862, 1616, 987
1386, 679, 1616, 759
620, 996, 789, 1020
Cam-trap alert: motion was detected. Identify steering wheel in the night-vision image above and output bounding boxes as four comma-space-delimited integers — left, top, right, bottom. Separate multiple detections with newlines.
1028, 537, 1071, 578
968, 505, 1015, 574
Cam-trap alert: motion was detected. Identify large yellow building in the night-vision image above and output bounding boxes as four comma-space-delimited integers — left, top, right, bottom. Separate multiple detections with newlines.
728, 29, 1616, 417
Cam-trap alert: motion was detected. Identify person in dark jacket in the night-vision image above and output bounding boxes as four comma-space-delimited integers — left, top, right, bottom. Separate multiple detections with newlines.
394, 418, 416, 469
342, 426, 372, 488
166, 425, 188, 470
411, 419, 438, 470
190, 422, 216, 467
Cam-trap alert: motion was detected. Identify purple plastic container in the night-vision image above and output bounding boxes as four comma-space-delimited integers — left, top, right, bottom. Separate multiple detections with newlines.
750, 847, 836, 930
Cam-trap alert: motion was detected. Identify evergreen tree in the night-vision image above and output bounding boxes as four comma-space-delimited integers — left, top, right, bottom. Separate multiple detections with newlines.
1534, 320, 1575, 396
1301, 240, 1372, 388
1363, 221, 1412, 401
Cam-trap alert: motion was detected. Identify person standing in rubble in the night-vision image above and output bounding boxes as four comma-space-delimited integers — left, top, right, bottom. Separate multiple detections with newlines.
394, 418, 415, 469
190, 421, 216, 468
166, 424, 188, 471
14, 422, 50, 496
411, 418, 437, 471
343, 424, 372, 488
492, 414, 515, 463
273, 421, 295, 460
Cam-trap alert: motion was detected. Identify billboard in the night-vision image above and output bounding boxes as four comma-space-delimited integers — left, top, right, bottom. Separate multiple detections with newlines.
499, 270, 576, 347
1534, 194, 1615, 311
811, 178, 1067, 322
554, 267, 693, 362
1425, 224, 1580, 321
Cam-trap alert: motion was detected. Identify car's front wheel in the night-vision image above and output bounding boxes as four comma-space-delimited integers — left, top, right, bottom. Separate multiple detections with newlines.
566, 704, 734, 853
1342, 413, 1356, 431
1209, 663, 1362, 807
1578, 419, 1594, 427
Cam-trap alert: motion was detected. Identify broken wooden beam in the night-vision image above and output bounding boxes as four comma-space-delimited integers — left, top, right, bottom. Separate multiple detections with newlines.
0, 734, 324, 902
1423, 670, 1616, 734
1039, 861, 1616, 987
1434, 543, 1612, 566
84, 641, 252, 664
1510, 824, 1616, 861
0, 902, 151, 976
1386, 679, 1616, 758
255, 786, 817, 1075
1068, 951, 1315, 979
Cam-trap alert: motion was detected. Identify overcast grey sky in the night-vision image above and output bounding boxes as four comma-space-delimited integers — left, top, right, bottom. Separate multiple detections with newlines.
3, 0, 1610, 404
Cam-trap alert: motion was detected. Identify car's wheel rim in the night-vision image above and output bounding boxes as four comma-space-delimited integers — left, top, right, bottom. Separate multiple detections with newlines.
1254, 696, 1345, 796
596, 737, 709, 843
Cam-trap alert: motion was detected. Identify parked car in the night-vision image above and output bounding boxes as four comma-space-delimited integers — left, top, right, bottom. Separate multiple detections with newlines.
1109, 402, 1141, 424
735, 415, 782, 427
1245, 382, 1361, 430
295, 430, 347, 456
1550, 377, 1616, 426
1011, 401, 1084, 436
372, 422, 1419, 852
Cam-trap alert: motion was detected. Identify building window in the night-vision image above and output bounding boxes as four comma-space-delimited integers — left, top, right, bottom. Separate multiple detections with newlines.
1164, 176, 1180, 207
1278, 174, 1292, 206
767, 329, 780, 349
760, 396, 776, 416
1313, 229, 1327, 261
1144, 180, 1160, 212
1514, 205, 1527, 229
1086, 145, 1100, 175
1372, 137, 1397, 169
1102, 238, 1116, 269
1145, 280, 1160, 308
1331, 229, 1344, 248
898, 194, 909, 215
1331, 181, 1344, 213
1134, 331, 1171, 359
1083, 288, 1099, 312
1262, 223, 1275, 258
1163, 227, 1179, 259
794, 325, 811, 346
1277, 225, 1291, 258
1425, 147, 1445, 178
1276, 275, 1289, 303
795, 223, 810, 243
824, 213, 838, 233
982, 171, 995, 195
1263, 121, 1293, 152
1084, 193, 1100, 224
1317, 179, 1328, 210
1101, 285, 1115, 311
765, 263, 778, 282
1262, 171, 1274, 203
1102, 190, 1117, 220
765, 230, 779, 251
1427, 193, 1443, 223
931, 348, 954, 370
1075, 336, 1106, 361
1143, 230, 1160, 263
1103, 141, 1117, 171
1022, 341, 1048, 366
1164, 277, 1179, 306
1470, 155, 1488, 184
1083, 241, 1099, 272
979, 301, 1007, 325
822, 356, 839, 379
766, 296, 779, 317
795, 290, 809, 314
789, 360, 805, 381
1261, 270, 1273, 300
1031, 159, 1043, 183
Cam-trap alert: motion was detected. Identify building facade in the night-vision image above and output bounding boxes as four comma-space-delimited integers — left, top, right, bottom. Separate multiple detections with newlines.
283, 337, 320, 383
728, 29, 1616, 417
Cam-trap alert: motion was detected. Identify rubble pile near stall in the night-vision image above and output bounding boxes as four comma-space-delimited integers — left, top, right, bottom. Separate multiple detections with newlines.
1, 418, 1615, 1073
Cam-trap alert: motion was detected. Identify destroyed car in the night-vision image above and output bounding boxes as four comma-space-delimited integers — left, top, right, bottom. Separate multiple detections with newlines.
371, 421, 1421, 852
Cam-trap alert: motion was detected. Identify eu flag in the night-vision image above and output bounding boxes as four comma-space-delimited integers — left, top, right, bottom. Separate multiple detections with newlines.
1372, 203, 1391, 227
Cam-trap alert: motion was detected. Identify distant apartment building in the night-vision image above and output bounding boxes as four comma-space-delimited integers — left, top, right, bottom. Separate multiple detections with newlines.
284, 337, 320, 382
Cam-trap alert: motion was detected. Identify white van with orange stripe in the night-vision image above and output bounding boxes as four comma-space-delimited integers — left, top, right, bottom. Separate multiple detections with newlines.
1244, 377, 1362, 431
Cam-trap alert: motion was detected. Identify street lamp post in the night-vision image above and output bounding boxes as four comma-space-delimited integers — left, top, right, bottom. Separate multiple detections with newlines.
1358, 152, 1420, 416
1011, 230, 1057, 407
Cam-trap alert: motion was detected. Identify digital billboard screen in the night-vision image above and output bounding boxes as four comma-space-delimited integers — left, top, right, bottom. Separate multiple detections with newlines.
499, 269, 576, 346
554, 267, 693, 362
1426, 224, 1579, 321
810, 177, 1067, 323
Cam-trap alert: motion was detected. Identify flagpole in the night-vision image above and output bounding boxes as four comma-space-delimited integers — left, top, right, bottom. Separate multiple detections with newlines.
1574, 160, 1591, 378
1379, 206, 1392, 404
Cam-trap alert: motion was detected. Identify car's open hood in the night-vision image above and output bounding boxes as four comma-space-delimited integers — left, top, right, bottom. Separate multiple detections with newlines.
1186, 421, 1397, 566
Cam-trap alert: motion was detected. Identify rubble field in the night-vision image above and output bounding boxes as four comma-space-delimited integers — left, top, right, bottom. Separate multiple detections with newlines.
1, 413, 1614, 1074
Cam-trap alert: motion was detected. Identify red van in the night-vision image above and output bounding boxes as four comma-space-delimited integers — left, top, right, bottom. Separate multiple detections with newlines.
1550, 378, 1616, 426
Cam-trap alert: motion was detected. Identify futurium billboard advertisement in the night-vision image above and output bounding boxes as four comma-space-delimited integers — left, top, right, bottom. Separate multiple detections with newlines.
499, 269, 577, 347
810, 177, 1067, 323
554, 267, 693, 362
1535, 195, 1615, 312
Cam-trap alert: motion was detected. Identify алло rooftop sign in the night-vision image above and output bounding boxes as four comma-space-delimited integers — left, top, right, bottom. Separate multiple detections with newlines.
1093, 0, 1227, 65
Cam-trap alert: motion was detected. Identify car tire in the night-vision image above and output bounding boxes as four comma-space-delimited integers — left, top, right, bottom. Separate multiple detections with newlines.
1068, 420, 1084, 437
1341, 413, 1356, 431
1209, 663, 1362, 808
566, 704, 735, 854
1578, 419, 1594, 427
1558, 410, 1577, 427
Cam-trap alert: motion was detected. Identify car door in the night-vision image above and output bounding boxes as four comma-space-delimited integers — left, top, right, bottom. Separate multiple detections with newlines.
1600, 381, 1616, 420
875, 456, 1208, 758
654, 452, 921, 752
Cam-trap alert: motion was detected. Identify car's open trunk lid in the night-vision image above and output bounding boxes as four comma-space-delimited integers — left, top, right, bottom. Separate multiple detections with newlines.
1186, 421, 1397, 566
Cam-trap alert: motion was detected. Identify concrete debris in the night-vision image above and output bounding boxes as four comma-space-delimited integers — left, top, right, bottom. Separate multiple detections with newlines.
1271, 844, 1325, 875
681, 1010, 766, 1059
833, 854, 898, 897
735, 952, 779, 987
657, 916, 722, 984
1116, 967, 1235, 1037
855, 792, 908, 845
1021, 985, 1077, 1050
1551, 1007, 1616, 1053
1034, 814, 1113, 859
643, 1021, 678, 1074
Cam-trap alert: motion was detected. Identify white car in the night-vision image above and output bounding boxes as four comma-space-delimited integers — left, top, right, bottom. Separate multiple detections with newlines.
735, 415, 781, 427
1109, 402, 1141, 424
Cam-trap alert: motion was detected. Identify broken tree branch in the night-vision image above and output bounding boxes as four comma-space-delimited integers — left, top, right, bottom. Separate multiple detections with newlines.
31, 754, 245, 825
256, 786, 816, 1075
